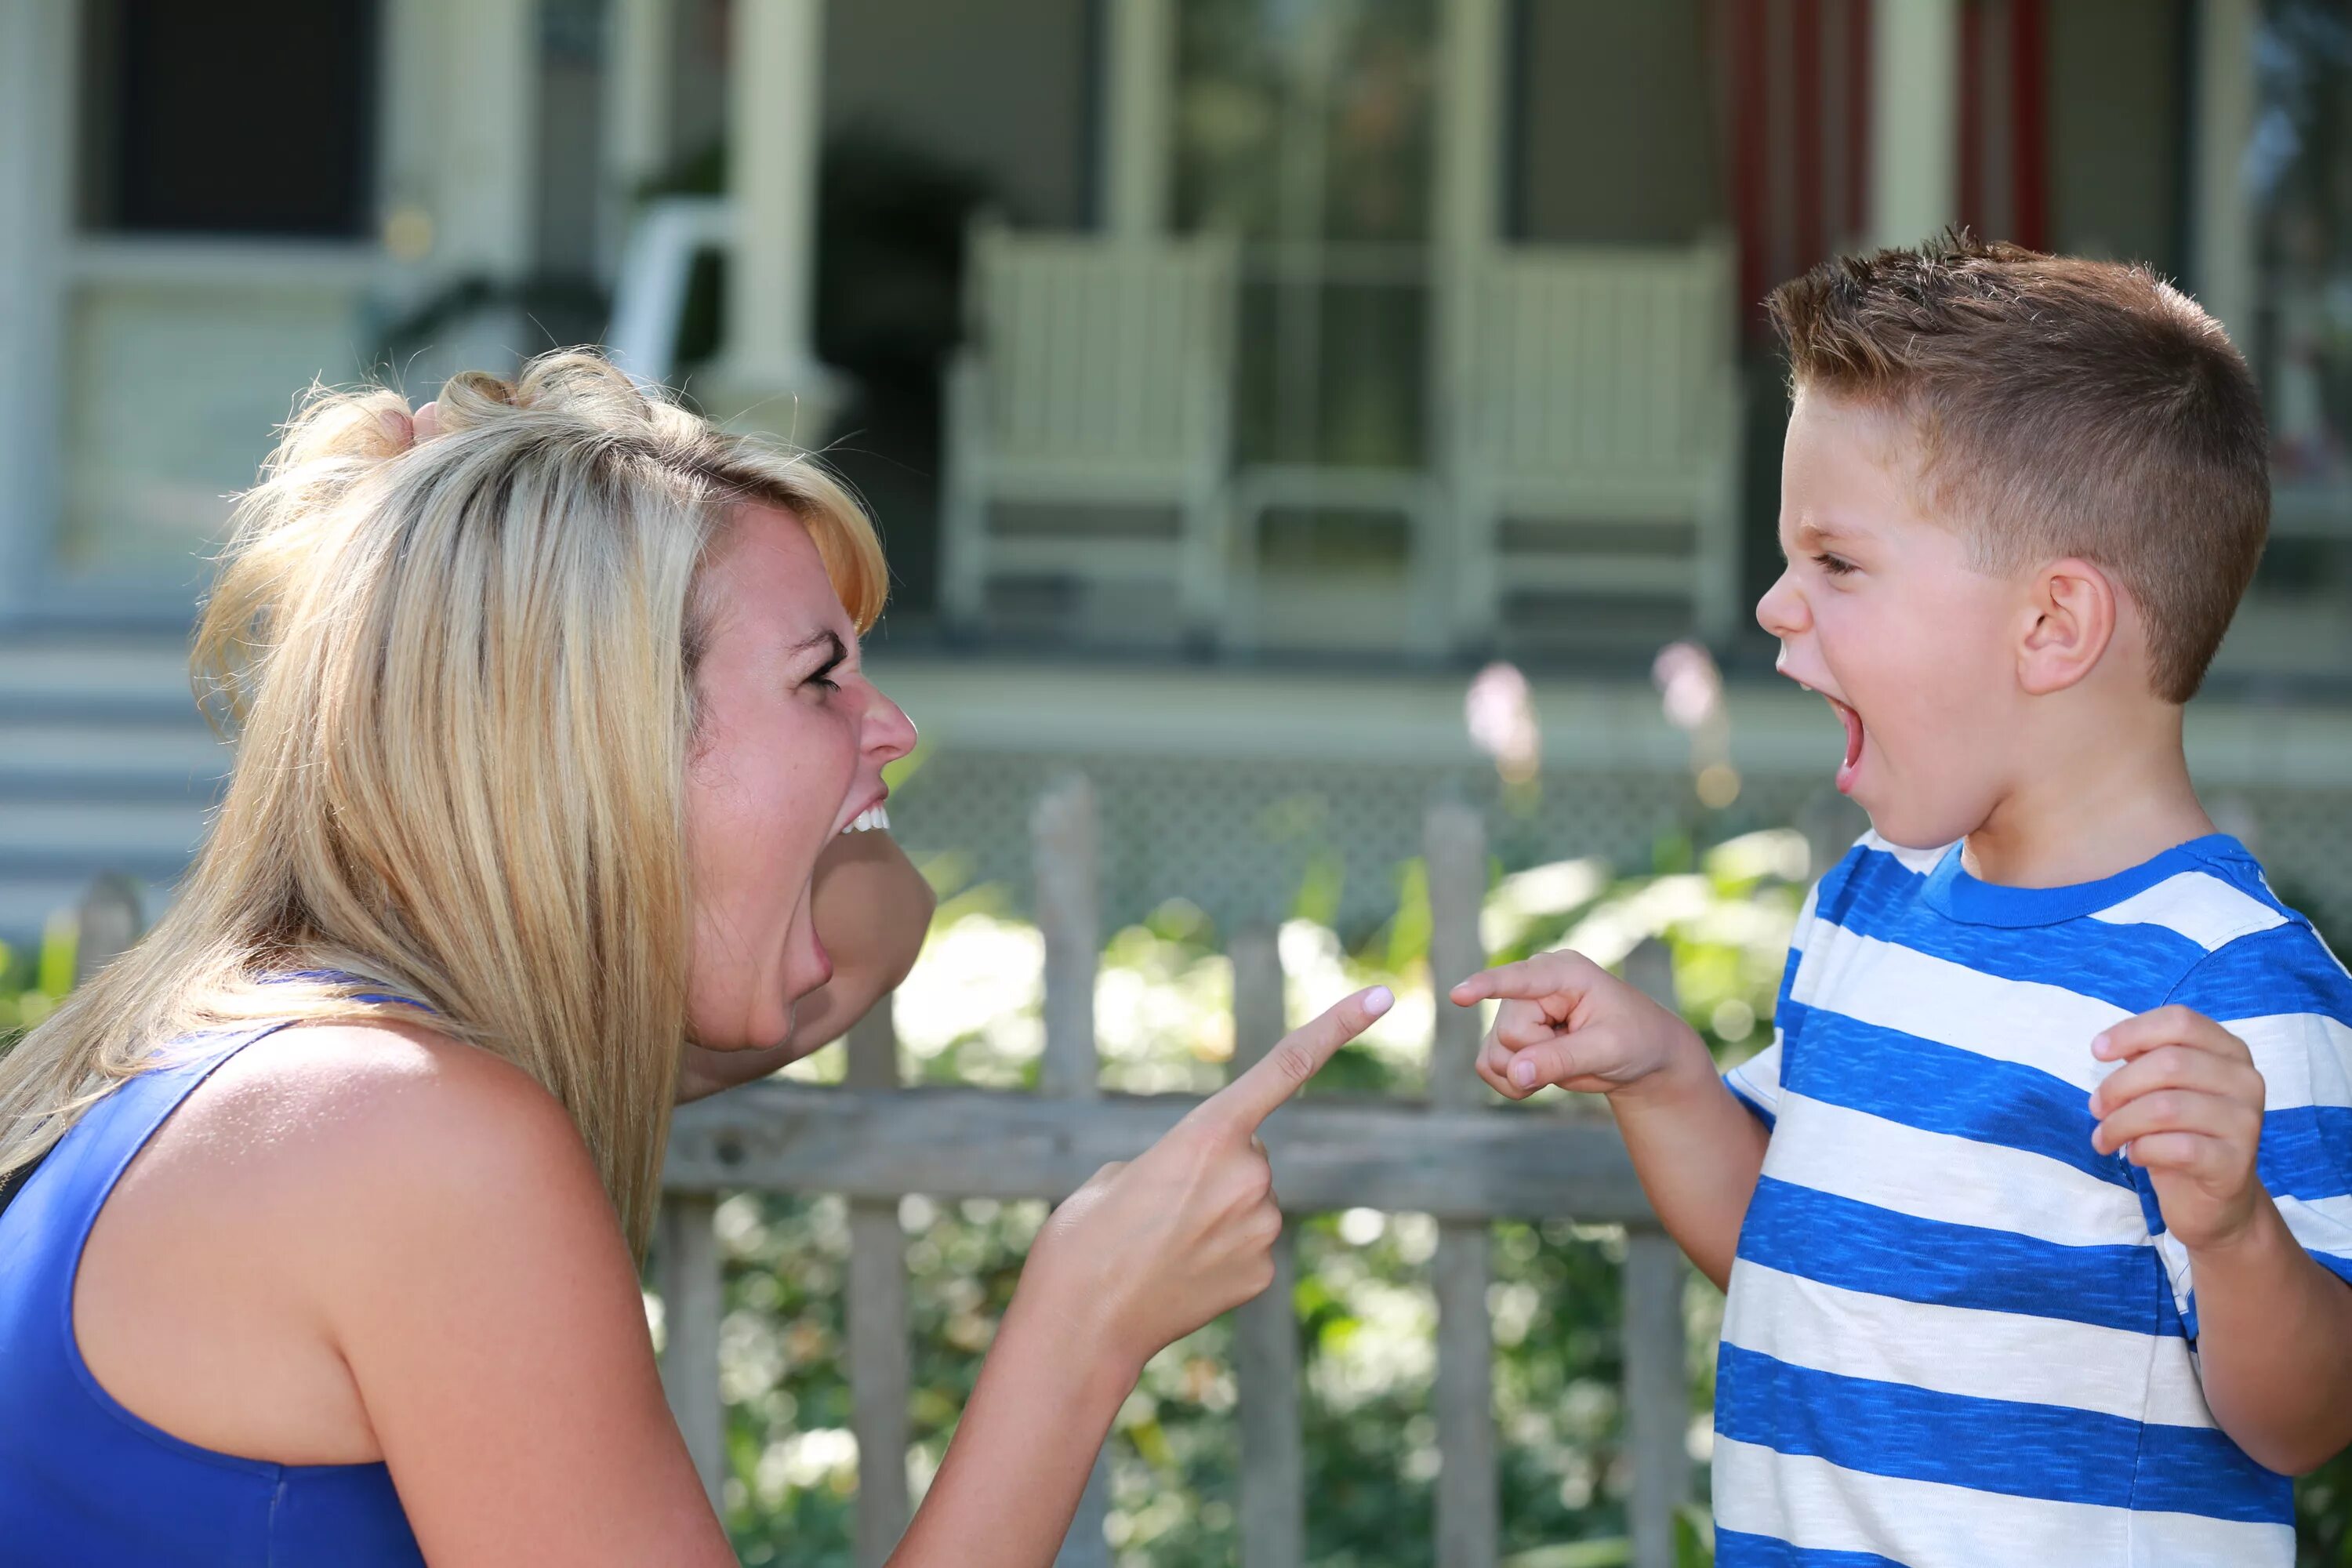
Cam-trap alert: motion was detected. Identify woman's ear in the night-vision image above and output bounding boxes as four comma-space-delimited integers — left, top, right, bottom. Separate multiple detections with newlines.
2017, 556, 2118, 696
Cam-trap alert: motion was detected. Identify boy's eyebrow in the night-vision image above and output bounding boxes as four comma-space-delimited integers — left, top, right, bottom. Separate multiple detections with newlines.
1790, 517, 1869, 551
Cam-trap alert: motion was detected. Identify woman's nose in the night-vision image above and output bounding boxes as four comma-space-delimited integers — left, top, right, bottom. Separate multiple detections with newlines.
1755, 570, 1808, 639
864, 685, 918, 764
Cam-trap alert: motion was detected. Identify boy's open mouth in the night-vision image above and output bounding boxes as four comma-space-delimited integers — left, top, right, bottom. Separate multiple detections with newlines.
1825, 695, 1865, 793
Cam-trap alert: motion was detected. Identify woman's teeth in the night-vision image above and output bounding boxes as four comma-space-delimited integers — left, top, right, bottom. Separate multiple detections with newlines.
844, 806, 891, 835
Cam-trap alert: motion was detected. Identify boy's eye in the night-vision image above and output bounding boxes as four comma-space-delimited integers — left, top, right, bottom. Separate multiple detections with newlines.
1813, 552, 1857, 578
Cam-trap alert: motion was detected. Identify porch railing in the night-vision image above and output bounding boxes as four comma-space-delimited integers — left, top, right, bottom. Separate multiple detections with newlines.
656, 782, 1696, 1567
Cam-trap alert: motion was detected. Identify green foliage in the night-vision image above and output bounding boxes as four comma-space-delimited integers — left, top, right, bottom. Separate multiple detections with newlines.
0, 911, 78, 1046
19, 833, 2350, 1563
2301, 1449, 2352, 1568
702, 837, 1805, 1565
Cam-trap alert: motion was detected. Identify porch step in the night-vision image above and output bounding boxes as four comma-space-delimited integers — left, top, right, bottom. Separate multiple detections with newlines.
0, 630, 214, 947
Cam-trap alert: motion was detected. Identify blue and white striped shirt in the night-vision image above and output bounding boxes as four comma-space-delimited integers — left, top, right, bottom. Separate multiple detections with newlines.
1717, 833, 2352, 1567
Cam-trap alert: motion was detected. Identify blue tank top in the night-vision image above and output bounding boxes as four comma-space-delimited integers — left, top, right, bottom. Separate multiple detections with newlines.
0, 1020, 426, 1566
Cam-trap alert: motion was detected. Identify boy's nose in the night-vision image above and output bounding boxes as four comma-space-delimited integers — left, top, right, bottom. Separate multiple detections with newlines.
1755, 571, 1808, 639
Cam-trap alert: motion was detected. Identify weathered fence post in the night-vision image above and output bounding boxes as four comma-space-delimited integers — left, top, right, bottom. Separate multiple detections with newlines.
657, 1192, 726, 1512
845, 1001, 912, 1567
71, 873, 143, 984
1798, 786, 1864, 884
1229, 925, 1305, 1568
1621, 938, 1691, 1568
1425, 801, 1498, 1568
1034, 775, 1113, 1568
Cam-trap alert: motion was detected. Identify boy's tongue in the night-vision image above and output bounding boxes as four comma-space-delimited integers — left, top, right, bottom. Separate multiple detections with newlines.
1831, 699, 1865, 793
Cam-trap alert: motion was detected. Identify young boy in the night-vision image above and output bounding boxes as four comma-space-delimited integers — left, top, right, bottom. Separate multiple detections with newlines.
1452, 234, 2352, 1566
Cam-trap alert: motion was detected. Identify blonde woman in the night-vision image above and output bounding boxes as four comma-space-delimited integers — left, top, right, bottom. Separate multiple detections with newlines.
0, 353, 1392, 1566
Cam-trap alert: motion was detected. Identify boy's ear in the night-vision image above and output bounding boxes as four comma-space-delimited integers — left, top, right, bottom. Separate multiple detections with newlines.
2016, 557, 2118, 695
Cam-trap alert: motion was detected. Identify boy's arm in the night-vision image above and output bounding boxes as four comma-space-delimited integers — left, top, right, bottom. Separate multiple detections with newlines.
1453, 951, 1769, 1290
1606, 1051, 1770, 1290
677, 830, 937, 1102
2090, 1005, 2352, 1474
2178, 1197, 2352, 1475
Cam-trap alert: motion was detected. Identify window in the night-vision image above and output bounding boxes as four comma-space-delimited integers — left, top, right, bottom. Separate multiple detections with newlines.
79, 0, 379, 238
1174, 0, 1436, 470
2245, 0, 2352, 633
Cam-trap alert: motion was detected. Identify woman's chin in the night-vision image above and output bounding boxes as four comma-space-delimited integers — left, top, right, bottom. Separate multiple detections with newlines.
686, 995, 800, 1055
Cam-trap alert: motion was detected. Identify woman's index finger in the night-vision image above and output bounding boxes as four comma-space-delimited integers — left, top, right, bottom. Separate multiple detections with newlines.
1192, 985, 1393, 1136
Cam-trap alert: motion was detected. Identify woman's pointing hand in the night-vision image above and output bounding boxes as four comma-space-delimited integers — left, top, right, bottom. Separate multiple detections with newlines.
1025, 985, 1395, 1372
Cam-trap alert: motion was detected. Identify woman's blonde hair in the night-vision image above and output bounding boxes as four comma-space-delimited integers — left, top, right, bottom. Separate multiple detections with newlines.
0, 350, 885, 1254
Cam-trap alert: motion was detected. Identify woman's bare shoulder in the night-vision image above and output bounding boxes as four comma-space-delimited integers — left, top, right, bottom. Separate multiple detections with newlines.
173, 1019, 583, 1182
107, 1026, 724, 1560
153, 1018, 618, 1282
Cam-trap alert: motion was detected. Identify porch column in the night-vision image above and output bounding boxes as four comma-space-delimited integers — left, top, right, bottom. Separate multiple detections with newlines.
1100, 0, 1173, 236
378, 0, 539, 380
706, 0, 844, 445
0, 0, 74, 615
2190, 0, 2259, 337
1434, 0, 1504, 650
602, 0, 677, 276
1867, 0, 1960, 249
436, 0, 538, 280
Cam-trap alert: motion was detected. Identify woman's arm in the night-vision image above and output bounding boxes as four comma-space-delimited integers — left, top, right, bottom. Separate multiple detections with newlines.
888, 986, 1395, 1567
299, 1030, 737, 1566
680, 828, 936, 1101
311, 989, 1383, 1566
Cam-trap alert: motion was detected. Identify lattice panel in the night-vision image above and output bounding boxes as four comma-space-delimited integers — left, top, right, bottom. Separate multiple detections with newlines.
891, 749, 1836, 937
888, 752, 2352, 946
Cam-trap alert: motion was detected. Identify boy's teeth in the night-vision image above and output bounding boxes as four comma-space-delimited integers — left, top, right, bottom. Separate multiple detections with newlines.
842, 805, 893, 835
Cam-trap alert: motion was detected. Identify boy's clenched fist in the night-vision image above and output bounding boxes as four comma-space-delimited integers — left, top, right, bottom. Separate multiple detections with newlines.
2089, 1005, 2270, 1254
1449, 949, 1711, 1102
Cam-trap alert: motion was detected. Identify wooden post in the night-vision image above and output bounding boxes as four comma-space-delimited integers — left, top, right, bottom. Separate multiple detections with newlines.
1623, 1233, 1689, 1568
1867, 0, 1959, 248
1229, 927, 1305, 1568
657, 1192, 726, 1512
1425, 803, 1497, 1568
1035, 775, 1101, 1101
1099, 0, 1173, 238
1796, 788, 1862, 885
1034, 776, 1112, 1568
1622, 938, 1691, 1568
71, 873, 143, 985
1434, 0, 1504, 645
845, 1002, 912, 1567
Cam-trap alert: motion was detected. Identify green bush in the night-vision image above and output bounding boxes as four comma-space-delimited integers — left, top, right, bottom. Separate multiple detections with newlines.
0, 911, 78, 1047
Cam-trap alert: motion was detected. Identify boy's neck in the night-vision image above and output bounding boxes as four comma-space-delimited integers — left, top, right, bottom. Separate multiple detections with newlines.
1959, 705, 2215, 889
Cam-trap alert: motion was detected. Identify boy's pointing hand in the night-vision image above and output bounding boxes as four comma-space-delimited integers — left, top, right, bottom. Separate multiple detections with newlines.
2089, 1005, 2269, 1253
1450, 949, 1705, 1102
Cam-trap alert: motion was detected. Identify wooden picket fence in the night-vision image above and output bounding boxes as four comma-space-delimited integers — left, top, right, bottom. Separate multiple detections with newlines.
656, 779, 1694, 1568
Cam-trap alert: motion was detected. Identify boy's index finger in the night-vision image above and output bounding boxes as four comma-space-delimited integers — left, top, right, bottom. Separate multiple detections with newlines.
2091, 1005, 2250, 1065
1192, 985, 1394, 1136
1448, 950, 1599, 1007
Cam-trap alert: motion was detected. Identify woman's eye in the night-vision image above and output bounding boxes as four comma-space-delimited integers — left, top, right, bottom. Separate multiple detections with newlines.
1813, 553, 1857, 578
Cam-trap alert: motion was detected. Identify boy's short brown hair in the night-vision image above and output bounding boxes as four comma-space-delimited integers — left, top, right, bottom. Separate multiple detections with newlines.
1766, 231, 2269, 702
